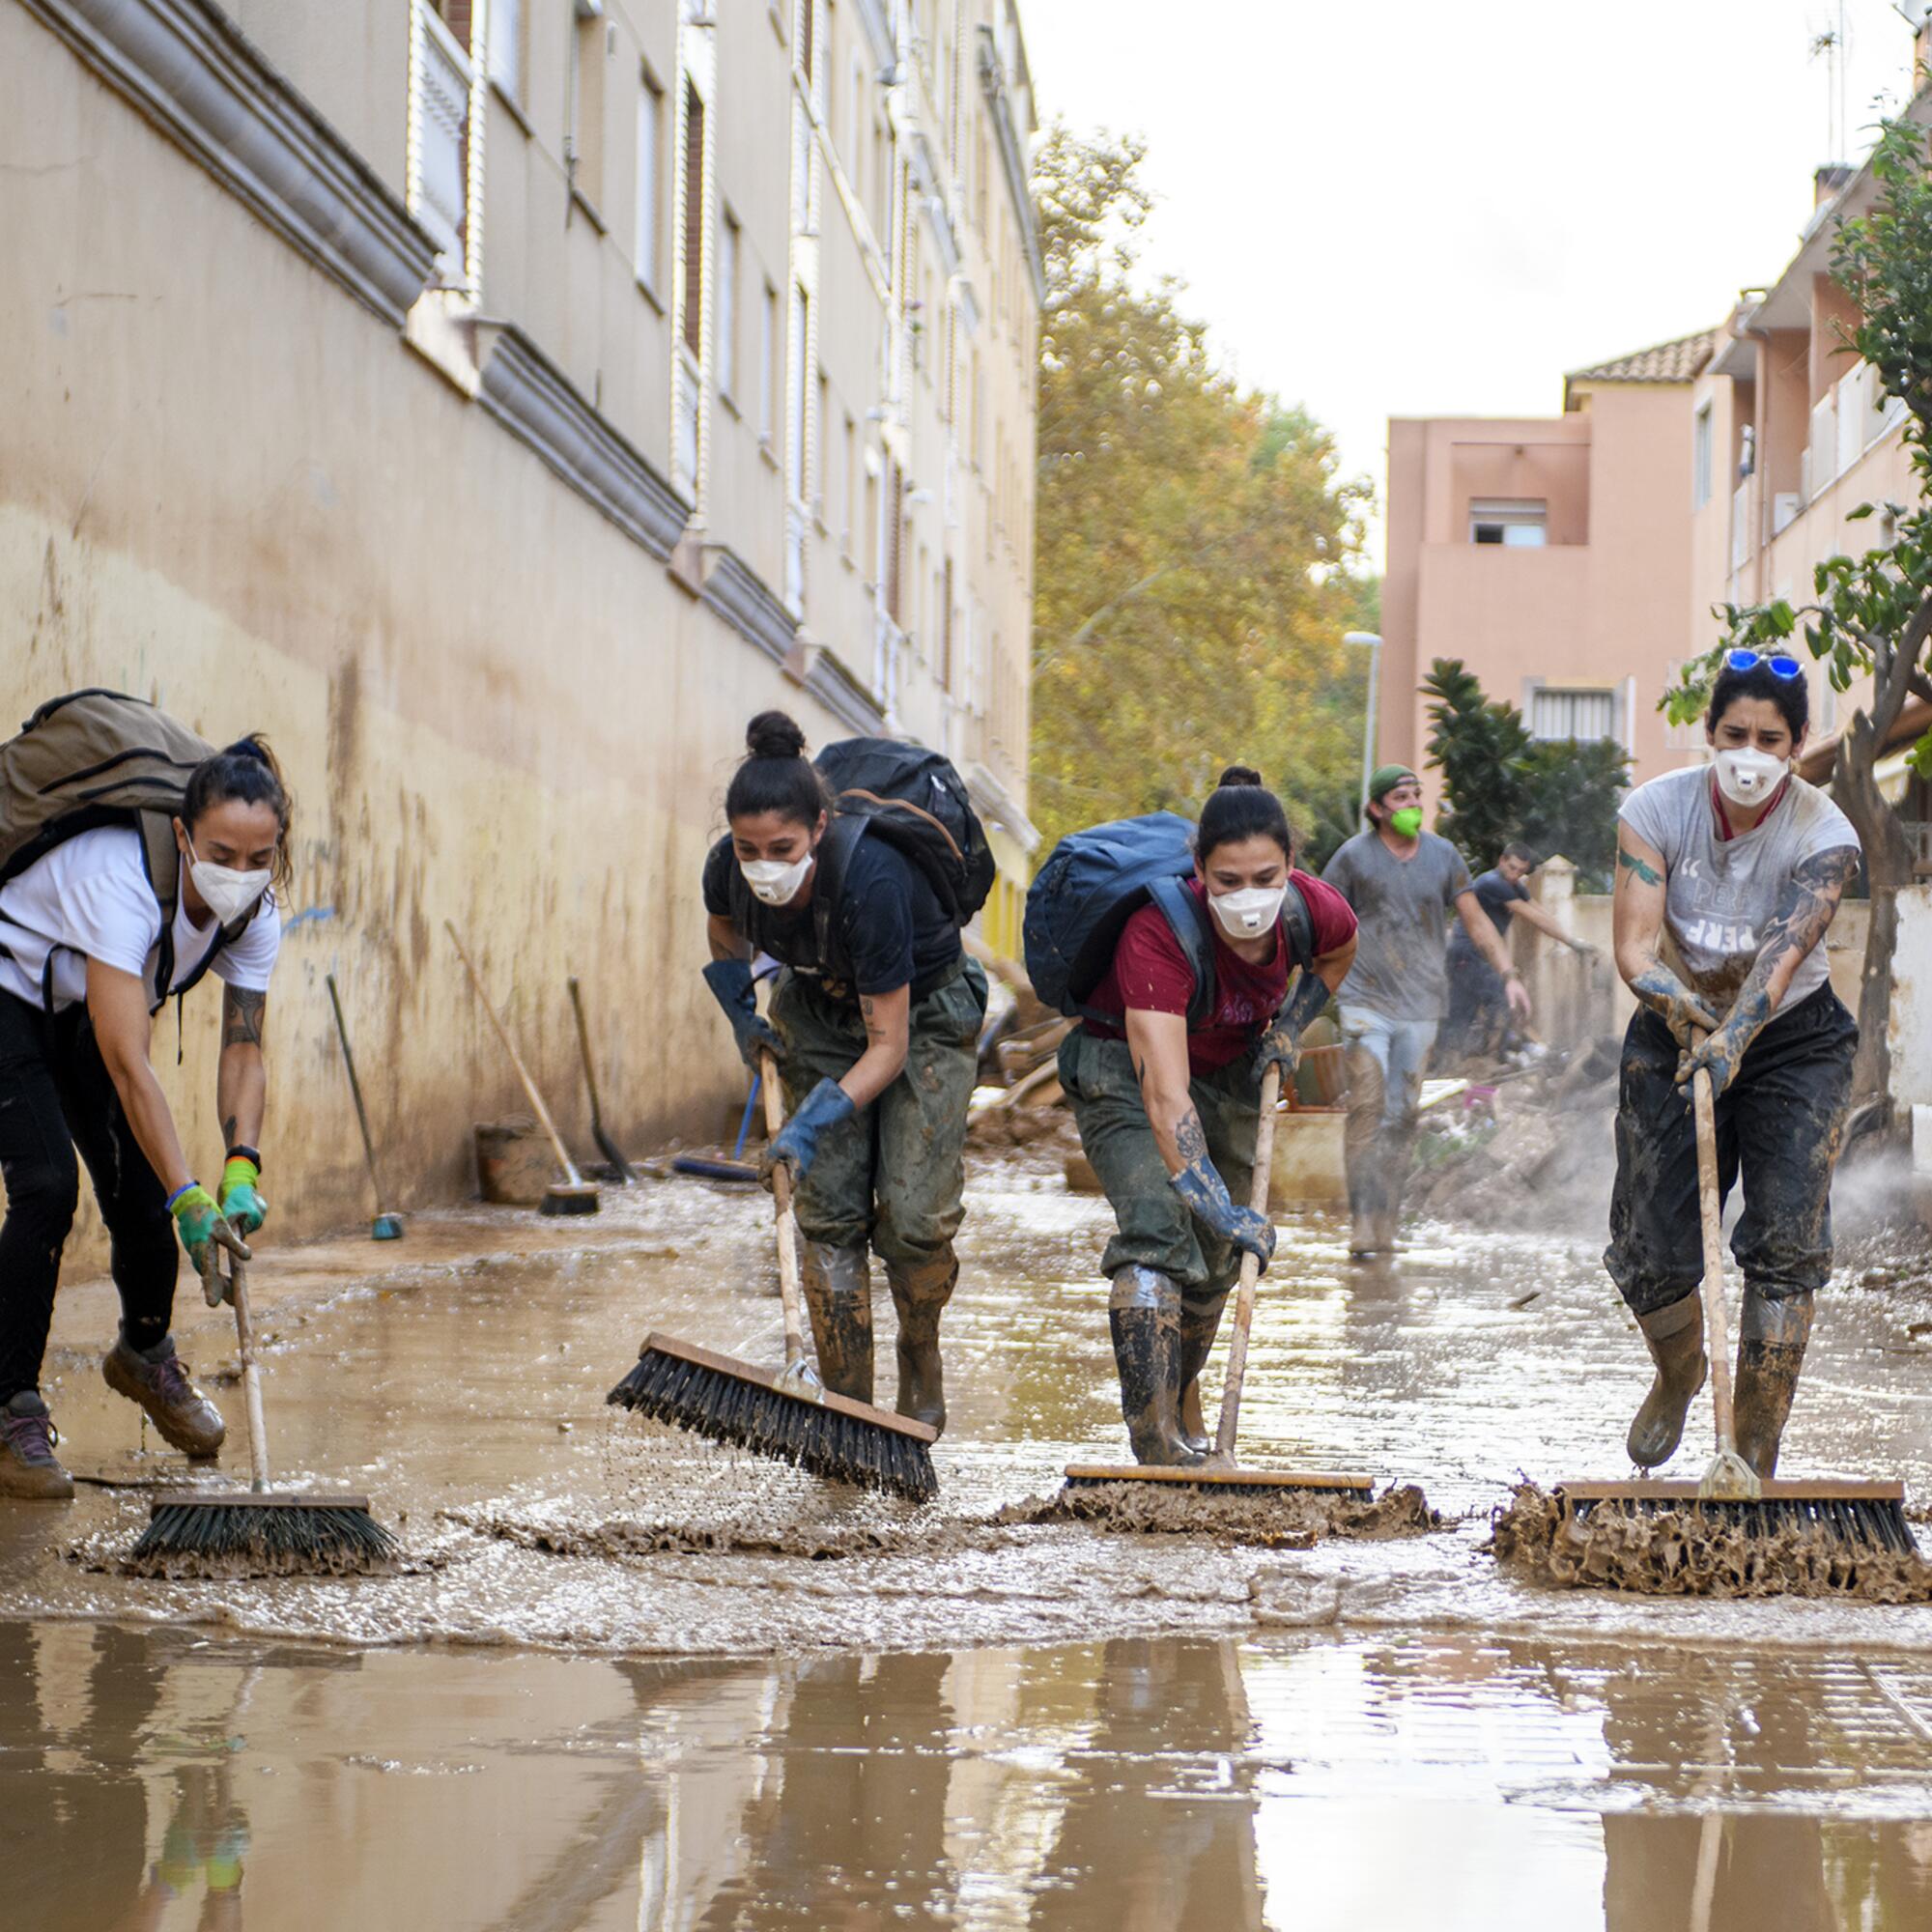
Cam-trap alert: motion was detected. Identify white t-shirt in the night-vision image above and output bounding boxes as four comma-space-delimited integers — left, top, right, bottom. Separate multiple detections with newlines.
0, 825, 281, 1012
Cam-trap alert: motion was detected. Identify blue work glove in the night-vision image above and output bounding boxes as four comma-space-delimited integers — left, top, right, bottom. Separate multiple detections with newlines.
217, 1154, 269, 1236
1255, 970, 1331, 1082
1676, 1000, 1768, 1105
701, 959, 785, 1071
1169, 1155, 1276, 1269
167, 1183, 247, 1276
758, 1077, 856, 1189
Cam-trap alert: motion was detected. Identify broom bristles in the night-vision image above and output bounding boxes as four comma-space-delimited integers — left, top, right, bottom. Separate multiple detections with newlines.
609, 1345, 938, 1504
128, 1498, 396, 1574
1563, 1490, 1917, 1553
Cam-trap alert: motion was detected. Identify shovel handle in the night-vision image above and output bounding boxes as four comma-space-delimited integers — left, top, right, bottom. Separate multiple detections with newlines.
759, 1054, 811, 1370
1689, 1030, 1740, 1459
566, 979, 607, 1121
1212, 1063, 1283, 1461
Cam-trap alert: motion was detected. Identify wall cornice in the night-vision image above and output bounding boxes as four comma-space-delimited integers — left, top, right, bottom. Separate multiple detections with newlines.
796, 644, 886, 737
475, 323, 694, 559
18, 0, 439, 325
701, 546, 797, 667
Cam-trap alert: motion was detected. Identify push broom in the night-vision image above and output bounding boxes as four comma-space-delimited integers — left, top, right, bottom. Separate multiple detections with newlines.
608, 1053, 938, 1503
1064, 1064, 1378, 1501
1548, 1030, 1914, 1554
129, 1245, 395, 1573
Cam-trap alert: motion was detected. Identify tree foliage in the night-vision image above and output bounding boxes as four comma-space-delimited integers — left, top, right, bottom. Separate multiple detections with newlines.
1029, 128, 1372, 860
1424, 659, 1628, 890
1663, 114, 1932, 1105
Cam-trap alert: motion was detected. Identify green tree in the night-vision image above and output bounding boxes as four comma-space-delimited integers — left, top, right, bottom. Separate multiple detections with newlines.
1665, 115, 1932, 1106
1029, 128, 1370, 856
1519, 737, 1629, 889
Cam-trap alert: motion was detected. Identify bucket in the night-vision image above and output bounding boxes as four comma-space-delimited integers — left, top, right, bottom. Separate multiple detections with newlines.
474, 1118, 554, 1206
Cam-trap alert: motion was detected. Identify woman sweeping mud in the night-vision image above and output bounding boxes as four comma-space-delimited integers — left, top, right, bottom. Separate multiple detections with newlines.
0, 736, 289, 1498
1060, 770, 1357, 1465
700, 713, 986, 1435
1609, 652, 1861, 1478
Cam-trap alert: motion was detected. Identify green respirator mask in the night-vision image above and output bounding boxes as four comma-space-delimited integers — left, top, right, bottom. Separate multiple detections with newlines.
1388, 807, 1424, 838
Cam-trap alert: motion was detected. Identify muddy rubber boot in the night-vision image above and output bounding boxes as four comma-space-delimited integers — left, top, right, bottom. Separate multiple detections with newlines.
1175, 1290, 1229, 1457
102, 1331, 226, 1459
0, 1391, 73, 1500
1625, 1293, 1708, 1469
1733, 1287, 1814, 1479
797, 1239, 875, 1404
1109, 1267, 1203, 1467
1344, 1042, 1385, 1259
886, 1250, 956, 1437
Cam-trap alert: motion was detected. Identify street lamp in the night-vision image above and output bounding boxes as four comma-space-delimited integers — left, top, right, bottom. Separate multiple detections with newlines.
1344, 631, 1383, 818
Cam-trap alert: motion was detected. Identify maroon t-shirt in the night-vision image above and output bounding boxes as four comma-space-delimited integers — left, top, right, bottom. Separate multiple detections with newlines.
1083, 872, 1356, 1074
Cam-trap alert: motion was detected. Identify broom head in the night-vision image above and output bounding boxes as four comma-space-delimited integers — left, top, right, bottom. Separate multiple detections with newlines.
540, 1181, 601, 1216
609, 1331, 938, 1503
1063, 1462, 1378, 1500
1552, 1477, 1917, 1553
128, 1491, 397, 1573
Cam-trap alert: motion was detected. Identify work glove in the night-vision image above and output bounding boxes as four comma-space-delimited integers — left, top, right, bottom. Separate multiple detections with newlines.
758, 1078, 856, 1190
1631, 967, 1722, 1052
1169, 1154, 1276, 1270
168, 1183, 248, 1277
216, 1154, 269, 1236
701, 959, 784, 1072
1676, 1003, 1766, 1104
1254, 970, 1332, 1081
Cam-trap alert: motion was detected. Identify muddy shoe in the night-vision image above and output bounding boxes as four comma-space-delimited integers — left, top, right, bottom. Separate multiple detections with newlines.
1109, 1267, 1202, 1467
1626, 1295, 1708, 1469
0, 1391, 73, 1500
1733, 1288, 1813, 1479
102, 1333, 226, 1459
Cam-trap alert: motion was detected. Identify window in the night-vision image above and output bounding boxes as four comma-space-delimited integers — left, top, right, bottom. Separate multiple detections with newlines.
798, 0, 815, 87
814, 369, 830, 515
489, 0, 523, 102
787, 287, 810, 503
1530, 688, 1617, 742
842, 412, 857, 552
941, 556, 954, 689
716, 210, 739, 400
680, 80, 705, 356
411, 0, 473, 284
567, 11, 606, 207
758, 281, 779, 443
1469, 498, 1547, 547
635, 73, 663, 293
1692, 403, 1713, 511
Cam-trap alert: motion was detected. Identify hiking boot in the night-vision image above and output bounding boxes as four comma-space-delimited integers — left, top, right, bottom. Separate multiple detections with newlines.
1176, 1290, 1229, 1457
102, 1332, 226, 1459
886, 1250, 956, 1437
1109, 1266, 1202, 1467
1733, 1288, 1814, 1479
1626, 1294, 1708, 1469
798, 1239, 875, 1404
0, 1391, 73, 1500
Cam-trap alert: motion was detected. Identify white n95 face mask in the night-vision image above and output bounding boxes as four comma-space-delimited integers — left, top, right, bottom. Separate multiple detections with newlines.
1714, 747, 1787, 808
1208, 885, 1286, 941
741, 852, 813, 906
185, 839, 270, 925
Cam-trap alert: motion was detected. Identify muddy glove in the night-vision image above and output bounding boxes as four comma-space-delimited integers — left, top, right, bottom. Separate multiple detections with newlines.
167, 1182, 247, 1276
1255, 970, 1331, 1082
758, 1078, 856, 1189
1170, 1155, 1275, 1269
216, 1151, 268, 1236
1676, 998, 1768, 1104
1630, 967, 1721, 1052
701, 959, 784, 1071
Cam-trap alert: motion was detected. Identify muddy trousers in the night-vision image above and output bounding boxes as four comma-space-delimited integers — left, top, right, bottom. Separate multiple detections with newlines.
1339, 1009, 1437, 1227
0, 992, 179, 1403
1605, 986, 1857, 1322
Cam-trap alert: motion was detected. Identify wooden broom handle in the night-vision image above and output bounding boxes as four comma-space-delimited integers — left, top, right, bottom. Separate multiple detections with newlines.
1213, 1063, 1284, 1460
759, 1055, 811, 1369
1690, 1030, 1739, 1457
445, 922, 585, 1186
226, 1251, 272, 1494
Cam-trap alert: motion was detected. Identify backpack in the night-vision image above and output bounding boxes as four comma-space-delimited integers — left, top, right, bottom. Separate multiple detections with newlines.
1023, 811, 1315, 1031
813, 737, 996, 923
0, 689, 255, 1009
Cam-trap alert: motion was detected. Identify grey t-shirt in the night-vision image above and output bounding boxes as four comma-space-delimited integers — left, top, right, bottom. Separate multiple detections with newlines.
1619, 766, 1860, 1017
1321, 829, 1474, 1021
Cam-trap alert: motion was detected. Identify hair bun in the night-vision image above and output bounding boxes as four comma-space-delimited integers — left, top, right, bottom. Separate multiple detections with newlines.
1215, 764, 1264, 789
222, 737, 272, 766
745, 710, 808, 761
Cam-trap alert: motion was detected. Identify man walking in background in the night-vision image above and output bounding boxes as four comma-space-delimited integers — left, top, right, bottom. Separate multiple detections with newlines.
1322, 767, 1530, 1258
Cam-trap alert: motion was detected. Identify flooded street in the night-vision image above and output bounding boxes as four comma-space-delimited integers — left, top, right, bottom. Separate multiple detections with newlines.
7, 1157, 1932, 1924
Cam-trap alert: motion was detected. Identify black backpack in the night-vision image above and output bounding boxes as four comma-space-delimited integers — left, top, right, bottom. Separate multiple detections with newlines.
813, 737, 996, 923
1024, 811, 1313, 1030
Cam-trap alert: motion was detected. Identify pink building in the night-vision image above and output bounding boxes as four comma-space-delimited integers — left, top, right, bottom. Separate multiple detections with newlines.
1382, 329, 1716, 816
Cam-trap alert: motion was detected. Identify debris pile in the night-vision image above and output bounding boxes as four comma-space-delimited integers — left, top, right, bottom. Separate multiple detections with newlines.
998, 1480, 1439, 1546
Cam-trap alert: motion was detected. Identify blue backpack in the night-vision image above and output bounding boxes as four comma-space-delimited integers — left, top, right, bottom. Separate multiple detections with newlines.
1023, 812, 1314, 1030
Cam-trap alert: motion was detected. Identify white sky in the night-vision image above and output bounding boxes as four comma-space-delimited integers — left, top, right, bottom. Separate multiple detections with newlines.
1020, 0, 1917, 564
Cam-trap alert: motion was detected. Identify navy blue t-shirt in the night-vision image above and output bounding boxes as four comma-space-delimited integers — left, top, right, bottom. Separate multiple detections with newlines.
1446, 867, 1528, 959
702, 832, 959, 996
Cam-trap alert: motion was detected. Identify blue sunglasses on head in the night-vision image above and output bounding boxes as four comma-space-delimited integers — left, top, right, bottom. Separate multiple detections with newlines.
1724, 647, 1802, 679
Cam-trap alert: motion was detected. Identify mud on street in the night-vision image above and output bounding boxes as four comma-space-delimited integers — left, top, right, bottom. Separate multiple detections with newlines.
7, 1150, 1932, 1925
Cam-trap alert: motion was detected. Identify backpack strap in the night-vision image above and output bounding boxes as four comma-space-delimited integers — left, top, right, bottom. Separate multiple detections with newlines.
810, 816, 868, 991
1280, 877, 1316, 976
1145, 875, 1218, 1033
133, 811, 182, 1009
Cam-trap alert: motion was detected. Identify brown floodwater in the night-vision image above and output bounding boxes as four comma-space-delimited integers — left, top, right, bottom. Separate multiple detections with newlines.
6, 1154, 1932, 1922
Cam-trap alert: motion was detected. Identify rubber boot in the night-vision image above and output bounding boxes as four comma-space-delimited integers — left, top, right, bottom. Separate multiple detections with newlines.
1625, 1293, 1708, 1469
798, 1239, 874, 1404
885, 1249, 956, 1437
1109, 1266, 1202, 1467
1175, 1290, 1229, 1457
1344, 1043, 1385, 1259
1733, 1287, 1814, 1479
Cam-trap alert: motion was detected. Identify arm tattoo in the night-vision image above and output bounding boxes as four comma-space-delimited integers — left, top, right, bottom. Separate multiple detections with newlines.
859, 994, 891, 1050
1729, 845, 1861, 1017
221, 984, 267, 1049
1616, 842, 1662, 887
1174, 1108, 1209, 1167
222, 1114, 239, 1148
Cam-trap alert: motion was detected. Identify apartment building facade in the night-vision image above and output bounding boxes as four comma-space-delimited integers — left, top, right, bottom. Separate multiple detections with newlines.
1, 0, 1040, 1240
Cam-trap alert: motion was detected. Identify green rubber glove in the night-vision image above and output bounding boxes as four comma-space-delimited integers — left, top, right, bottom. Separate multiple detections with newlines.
168, 1183, 244, 1275
217, 1155, 268, 1235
